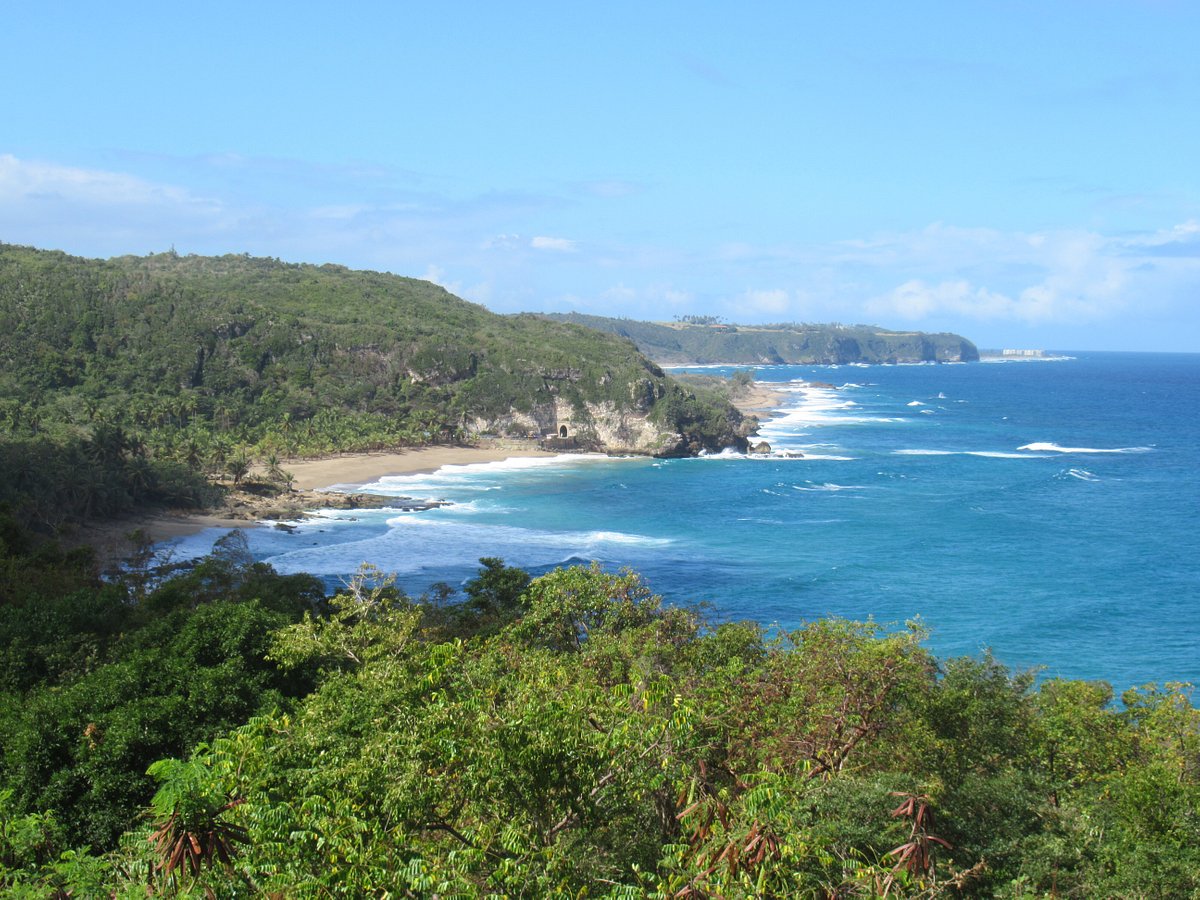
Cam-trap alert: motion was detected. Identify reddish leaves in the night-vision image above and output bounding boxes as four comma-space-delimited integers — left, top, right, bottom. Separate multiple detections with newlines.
883, 792, 951, 895
149, 796, 247, 885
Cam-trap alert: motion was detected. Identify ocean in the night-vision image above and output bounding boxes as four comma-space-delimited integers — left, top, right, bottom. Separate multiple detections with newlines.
171, 351, 1200, 690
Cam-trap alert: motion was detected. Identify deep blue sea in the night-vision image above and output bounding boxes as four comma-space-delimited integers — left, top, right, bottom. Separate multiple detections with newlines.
172, 352, 1200, 690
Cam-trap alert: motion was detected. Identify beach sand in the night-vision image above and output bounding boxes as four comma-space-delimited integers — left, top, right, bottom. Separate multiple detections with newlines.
731, 382, 788, 416
281, 445, 557, 491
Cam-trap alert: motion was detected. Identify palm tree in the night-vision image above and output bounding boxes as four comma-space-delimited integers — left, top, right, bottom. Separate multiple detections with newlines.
264, 451, 291, 489
225, 452, 250, 487
208, 441, 229, 479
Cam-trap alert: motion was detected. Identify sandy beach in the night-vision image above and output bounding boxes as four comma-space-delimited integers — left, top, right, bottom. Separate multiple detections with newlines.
281, 445, 557, 491
731, 381, 788, 416
67, 444, 559, 558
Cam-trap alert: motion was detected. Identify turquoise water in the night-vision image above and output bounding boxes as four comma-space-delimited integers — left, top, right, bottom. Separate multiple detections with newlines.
172, 352, 1200, 689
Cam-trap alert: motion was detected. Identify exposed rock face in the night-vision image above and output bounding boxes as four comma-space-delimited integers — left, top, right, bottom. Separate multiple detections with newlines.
470, 399, 686, 456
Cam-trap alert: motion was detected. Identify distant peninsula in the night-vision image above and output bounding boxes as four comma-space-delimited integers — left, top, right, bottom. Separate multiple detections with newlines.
544, 313, 980, 366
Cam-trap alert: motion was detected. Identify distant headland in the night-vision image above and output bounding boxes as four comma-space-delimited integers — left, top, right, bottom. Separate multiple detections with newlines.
541, 312, 979, 366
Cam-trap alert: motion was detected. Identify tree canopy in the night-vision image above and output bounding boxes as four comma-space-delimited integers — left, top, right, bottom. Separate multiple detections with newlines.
2, 529, 1197, 898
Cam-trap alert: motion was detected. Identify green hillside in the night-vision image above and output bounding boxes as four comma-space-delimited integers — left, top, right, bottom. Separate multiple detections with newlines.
0, 244, 749, 527
545, 313, 980, 365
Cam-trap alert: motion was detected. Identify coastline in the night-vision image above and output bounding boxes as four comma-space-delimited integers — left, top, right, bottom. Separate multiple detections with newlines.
280, 444, 558, 491
77, 384, 788, 560
70, 444, 561, 558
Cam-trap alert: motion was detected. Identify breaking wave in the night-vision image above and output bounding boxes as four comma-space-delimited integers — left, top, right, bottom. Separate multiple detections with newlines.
1018, 442, 1152, 454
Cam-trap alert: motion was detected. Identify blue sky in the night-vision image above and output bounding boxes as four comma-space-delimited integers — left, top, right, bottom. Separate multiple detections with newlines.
3, 1, 1198, 351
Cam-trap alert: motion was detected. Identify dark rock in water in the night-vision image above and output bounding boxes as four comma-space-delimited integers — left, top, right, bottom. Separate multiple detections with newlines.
336, 493, 392, 510
254, 490, 450, 527
388, 499, 450, 512
316, 492, 448, 512
752, 441, 772, 454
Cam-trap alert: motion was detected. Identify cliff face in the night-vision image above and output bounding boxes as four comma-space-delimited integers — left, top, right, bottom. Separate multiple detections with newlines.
469, 396, 753, 457
542, 313, 980, 366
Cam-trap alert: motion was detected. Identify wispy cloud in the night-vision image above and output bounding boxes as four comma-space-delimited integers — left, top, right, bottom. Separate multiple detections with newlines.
482, 233, 522, 251
0, 154, 231, 255
855, 222, 1198, 326
0, 154, 215, 210
530, 235, 577, 252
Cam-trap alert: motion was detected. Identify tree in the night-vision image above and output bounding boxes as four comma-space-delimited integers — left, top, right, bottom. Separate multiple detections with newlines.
460, 557, 530, 628
225, 452, 250, 486
511, 563, 663, 652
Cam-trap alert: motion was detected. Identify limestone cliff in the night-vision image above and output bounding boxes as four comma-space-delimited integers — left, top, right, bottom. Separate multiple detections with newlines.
469, 394, 753, 457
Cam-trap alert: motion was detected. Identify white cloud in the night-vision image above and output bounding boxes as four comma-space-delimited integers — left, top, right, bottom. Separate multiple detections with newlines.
0, 154, 192, 207
867, 266, 1130, 325
0, 154, 233, 256
420, 264, 452, 289
662, 288, 693, 307
869, 280, 1031, 322
530, 235, 577, 252
482, 233, 521, 250
847, 221, 1200, 327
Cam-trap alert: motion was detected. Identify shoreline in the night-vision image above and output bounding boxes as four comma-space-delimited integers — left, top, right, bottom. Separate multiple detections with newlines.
71, 444, 562, 558
77, 386, 793, 559
279, 444, 558, 491
731, 381, 788, 417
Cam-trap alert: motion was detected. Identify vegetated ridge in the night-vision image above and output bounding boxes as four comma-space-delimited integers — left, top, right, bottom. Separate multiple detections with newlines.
0, 244, 751, 527
545, 312, 980, 365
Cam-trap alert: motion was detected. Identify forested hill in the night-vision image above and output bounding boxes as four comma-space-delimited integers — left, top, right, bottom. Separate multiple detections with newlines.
545, 312, 980, 365
0, 244, 750, 525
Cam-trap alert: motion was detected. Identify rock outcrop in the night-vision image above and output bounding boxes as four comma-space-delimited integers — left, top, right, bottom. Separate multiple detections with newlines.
470, 397, 751, 457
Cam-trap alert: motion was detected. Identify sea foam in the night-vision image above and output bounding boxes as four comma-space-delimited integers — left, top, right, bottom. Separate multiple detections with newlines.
792, 482, 865, 492
894, 449, 1048, 458
1018, 442, 1152, 454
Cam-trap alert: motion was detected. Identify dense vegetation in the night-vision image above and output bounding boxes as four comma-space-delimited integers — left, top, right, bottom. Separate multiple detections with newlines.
544, 313, 980, 366
0, 243, 749, 527
2, 522, 1196, 897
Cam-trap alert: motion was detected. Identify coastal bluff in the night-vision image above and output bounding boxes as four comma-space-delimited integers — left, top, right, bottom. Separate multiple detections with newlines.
543, 313, 979, 366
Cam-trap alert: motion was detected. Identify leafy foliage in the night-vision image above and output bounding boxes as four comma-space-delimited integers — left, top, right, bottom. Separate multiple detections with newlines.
0, 524, 320, 851
3, 533, 1199, 896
